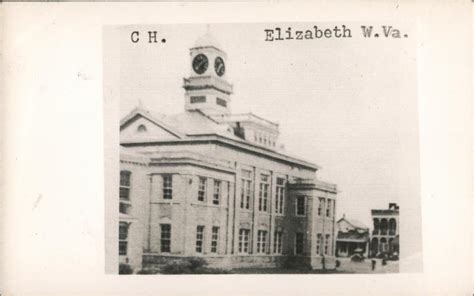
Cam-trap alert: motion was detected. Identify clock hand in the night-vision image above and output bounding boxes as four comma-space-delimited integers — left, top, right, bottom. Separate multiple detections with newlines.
198, 59, 206, 69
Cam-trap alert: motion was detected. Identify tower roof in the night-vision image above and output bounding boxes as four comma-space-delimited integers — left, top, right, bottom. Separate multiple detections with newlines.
193, 32, 222, 50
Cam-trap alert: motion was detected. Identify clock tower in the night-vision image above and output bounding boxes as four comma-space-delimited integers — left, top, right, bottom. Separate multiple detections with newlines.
183, 32, 233, 115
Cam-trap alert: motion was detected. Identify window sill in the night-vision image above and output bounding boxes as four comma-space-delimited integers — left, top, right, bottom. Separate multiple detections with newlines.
154, 201, 181, 205
295, 215, 307, 218
239, 209, 253, 213
191, 203, 227, 209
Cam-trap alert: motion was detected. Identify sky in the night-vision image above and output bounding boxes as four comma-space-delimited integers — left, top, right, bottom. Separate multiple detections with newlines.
116, 23, 419, 227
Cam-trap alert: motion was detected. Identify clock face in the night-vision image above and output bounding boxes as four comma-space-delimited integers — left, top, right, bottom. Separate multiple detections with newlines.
214, 57, 225, 77
192, 54, 208, 74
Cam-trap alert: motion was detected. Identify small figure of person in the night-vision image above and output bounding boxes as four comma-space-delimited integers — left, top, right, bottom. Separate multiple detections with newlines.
371, 259, 376, 271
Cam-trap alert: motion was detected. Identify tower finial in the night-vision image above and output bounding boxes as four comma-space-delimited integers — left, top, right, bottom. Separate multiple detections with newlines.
206, 24, 211, 34
138, 98, 144, 109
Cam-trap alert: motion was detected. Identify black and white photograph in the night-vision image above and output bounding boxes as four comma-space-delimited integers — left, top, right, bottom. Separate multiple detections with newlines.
105, 23, 421, 274
1, 2, 472, 296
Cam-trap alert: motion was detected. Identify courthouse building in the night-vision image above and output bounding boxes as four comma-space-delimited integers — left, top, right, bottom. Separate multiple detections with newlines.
118, 33, 338, 271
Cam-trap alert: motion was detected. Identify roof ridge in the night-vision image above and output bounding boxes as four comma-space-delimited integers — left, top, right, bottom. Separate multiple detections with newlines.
189, 109, 221, 124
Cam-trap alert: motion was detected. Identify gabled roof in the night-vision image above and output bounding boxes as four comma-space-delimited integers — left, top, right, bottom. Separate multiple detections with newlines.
156, 110, 240, 139
120, 107, 184, 139
120, 107, 241, 140
337, 217, 369, 230
120, 106, 322, 171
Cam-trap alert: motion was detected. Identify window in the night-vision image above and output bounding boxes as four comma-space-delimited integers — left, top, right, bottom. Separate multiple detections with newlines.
326, 199, 331, 217
275, 178, 285, 214
213, 180, 221, 205
318, 198, 325, 216
211, 226, 219, 253
389, 218, 397, 235
160, 224, 171, 253
380, 237, 387, 253
371, 238, 379, 255
324, 234, 330, 255
191, 96, 206, 103
137, 124, 147, 132
295, 232, 304, 255
258, 174, 269, 212
240, 170, 252, 209
120, 171, 131, 200
257, 230, 267, 254
198, 177, 207, 202
273, 231, 283, 254
196, 225, 205, 253
296, 196, 306, 216
216, 97, 227, 107
380, 219, 388, 235
119, 202, 131, 215
119, 222, 129, 255
316, 233, 322, 255
373, 218, 380, 235
238, 229, 250, 253
162, 175, 172, 199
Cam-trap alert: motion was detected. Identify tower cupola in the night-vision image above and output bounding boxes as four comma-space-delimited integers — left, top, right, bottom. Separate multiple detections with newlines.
183, 31, 233, 116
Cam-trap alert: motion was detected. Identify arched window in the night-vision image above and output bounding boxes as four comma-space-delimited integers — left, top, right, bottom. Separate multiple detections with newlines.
371, 238, 379, 256
380, 238, 387, 253
388, 238, 394, 252
389, 218, 397, 235
380, 219, 388, 235
137, 124, 147, 132
373, 218, 380, 234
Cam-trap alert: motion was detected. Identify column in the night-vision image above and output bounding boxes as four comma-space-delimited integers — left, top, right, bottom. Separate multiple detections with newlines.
251, 166, 258, 254
233, 163, 242, 254
268, 171, 276, 255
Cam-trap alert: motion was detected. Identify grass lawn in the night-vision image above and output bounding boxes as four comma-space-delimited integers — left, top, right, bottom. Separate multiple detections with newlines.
136, 258, 399, 274
137, 266, 353, 274
228, 267, 352, 274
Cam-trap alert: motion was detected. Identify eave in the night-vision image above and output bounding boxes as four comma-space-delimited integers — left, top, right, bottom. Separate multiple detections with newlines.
121, 134, 321, 171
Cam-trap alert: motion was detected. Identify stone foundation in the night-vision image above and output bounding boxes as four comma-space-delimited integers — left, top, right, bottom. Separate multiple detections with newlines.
143, 254, 287, 270
310, 255, 337, 270
142, 254, 336, 271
